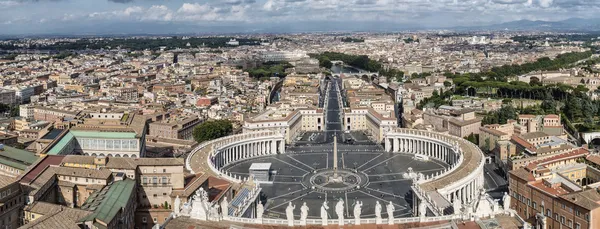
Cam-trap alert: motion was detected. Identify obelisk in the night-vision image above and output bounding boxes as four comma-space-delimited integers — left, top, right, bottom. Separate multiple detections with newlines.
333, 135, 338, 179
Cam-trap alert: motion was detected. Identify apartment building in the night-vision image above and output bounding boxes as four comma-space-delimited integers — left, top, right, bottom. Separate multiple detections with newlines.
423, 108, 482, 138
149, 115, 202, 140
0, 89, 16, 105
33, 106, 80, 122
243, 104, 323, 143
509, 159, 600, 229
109, 87, 139, 101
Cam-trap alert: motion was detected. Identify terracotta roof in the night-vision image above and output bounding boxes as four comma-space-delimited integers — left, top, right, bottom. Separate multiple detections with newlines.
509, 168, 535, 182
19, 155, 65, 184
529, 180, 569, 196
560, 189, 600, 211
20, 204, 92, 229
586, 155, 600, 166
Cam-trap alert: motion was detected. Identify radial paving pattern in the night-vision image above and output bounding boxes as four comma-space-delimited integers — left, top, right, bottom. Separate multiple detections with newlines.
221, 146, 449, 219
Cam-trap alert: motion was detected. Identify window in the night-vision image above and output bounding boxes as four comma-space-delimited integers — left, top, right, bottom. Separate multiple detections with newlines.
162, 177, 167, 184
152, 177, 157, 184
153, 218, 157, 223
554, 213, 558, 220
575, 210, 581, 217
533, 202, 537, 209
163, 169, 166, 173
576, 222, 581, 229
142, 177, 147, 184
567, 220, 572, 227
142, 217, 147, 223
546, 209, 551, 217
562, 203, 566, 209
560, 216, 565, 224
527, 199, 531, 206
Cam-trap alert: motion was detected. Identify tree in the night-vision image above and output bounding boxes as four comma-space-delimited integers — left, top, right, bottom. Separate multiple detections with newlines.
465, 133, 478, 145
443, 81, 452, 87
193, 120, 233, 143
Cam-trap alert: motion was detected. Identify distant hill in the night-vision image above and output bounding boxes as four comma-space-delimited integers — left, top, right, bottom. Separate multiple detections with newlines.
457, 18, 600, 32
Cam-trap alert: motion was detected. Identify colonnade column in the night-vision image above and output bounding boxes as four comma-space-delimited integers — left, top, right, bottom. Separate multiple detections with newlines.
393, 138, 399, 152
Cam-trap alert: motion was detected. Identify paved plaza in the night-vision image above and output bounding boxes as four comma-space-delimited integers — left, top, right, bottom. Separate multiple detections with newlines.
222, 146, 450, 219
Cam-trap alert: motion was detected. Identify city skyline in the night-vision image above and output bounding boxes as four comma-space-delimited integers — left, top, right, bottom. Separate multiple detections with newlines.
1, 0, 600, 35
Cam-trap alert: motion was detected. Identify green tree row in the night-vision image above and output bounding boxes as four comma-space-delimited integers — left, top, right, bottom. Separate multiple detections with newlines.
192, 120, 233, 143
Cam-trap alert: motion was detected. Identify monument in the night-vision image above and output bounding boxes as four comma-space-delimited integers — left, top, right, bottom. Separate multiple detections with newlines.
375, 201, 382, 224
300, 202, 309, 225
321, 201, 329, 226
329, 135, 342, 183
221, 197, 229, 220
387, 201, 395, 225
353, 201, 362, 225
286, 202, 295, 226
336, 198, 344, 225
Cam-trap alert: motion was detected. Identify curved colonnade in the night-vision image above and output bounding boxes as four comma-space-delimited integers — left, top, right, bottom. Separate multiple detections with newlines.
184, 129, 485, 225
384, 128, 485, 216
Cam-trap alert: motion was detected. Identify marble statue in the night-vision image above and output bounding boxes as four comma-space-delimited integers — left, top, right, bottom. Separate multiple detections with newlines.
418, 201, 426, 218
221, 197, 229, 220
353, 201, 362, 225
387, 201, 395, 225
453, 198, 462, 215
286, 202, 295, 226
181, 203, 191, 216
320, 201, 329, 226
190, 189, 209, 220
300, 202, 309, 225
256, 202, 264, 221
210, 204, 221, 221
174, 195, 181, 217
502, 192, 511, 211
375, 201, 382, 224
336, 199, 345, 225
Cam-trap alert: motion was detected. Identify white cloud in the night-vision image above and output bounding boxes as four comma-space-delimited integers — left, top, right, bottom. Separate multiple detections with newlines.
538, 0, 553, 7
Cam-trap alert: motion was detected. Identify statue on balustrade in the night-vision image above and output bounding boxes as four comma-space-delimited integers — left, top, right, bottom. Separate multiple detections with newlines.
300, 202, 309, 225
387, 201, 395, 224
502, 192, 511, 212
173, 195, 181, 218
256, 202, 264, 222
221, 197, 229, 220
453, 198, 462, 215
285, 202, 295, 226
375, 201, 382, 224
418, 201, 426, 218
320, 200, 329, 226
353, 201, 362, 225
335, 198, 344, 225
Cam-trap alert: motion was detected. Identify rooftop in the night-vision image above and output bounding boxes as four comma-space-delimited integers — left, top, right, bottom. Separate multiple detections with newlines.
79, 179, 136, 225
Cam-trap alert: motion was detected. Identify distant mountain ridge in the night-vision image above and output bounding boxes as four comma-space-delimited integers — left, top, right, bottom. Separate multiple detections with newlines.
461, 18, 600, 31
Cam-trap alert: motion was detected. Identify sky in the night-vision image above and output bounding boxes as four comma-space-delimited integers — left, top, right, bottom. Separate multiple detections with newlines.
0, 0, 599, 35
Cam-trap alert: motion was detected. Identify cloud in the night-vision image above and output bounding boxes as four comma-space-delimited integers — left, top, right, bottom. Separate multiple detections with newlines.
538, 0, 553, 7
